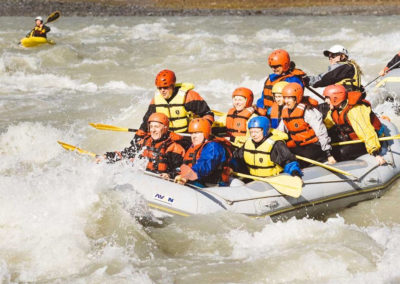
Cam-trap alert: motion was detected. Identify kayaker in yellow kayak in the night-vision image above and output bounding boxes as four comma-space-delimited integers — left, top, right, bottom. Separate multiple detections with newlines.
26, 16, 51, 38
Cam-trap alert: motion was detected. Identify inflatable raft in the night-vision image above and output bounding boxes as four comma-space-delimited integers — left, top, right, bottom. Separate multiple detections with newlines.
20, 37, 55, 48
126, 119, 400, 220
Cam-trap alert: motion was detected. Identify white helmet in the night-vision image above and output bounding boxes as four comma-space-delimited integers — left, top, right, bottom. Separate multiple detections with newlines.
35, 16, 43, 22
323, 44, 349, 57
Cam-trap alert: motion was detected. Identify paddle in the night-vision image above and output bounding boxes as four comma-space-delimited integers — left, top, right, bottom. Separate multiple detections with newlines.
305, 86, 324, 100
332, 134, 400, 146
57, 141, 97, 157
45, 11, 61, 24
89, 123, 192, 137
233, 172, 302, 198
366, 59, 400, 88
212, 109, 225, 116
295, 155, 355, 178
89, 123, 137, 133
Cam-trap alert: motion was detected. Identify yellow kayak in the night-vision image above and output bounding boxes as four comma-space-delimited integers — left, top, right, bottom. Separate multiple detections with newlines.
20, 37, 55, 48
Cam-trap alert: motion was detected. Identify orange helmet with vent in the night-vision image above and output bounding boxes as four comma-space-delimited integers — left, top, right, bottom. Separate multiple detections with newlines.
232, 87, 254, 107
268, 49, 291, 72
282, 83, 304, 103
148, 112, 169, 130
323, 85, 347, 107
155, 69, 176, 88
188, 118, 211, 139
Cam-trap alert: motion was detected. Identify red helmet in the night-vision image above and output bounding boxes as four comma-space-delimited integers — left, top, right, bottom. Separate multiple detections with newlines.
148, 112, 169, 130
323, 85, 347, 107
155, 69, 176, 88
268, 49, 291, 72
232, 87, 254, 107
282, 83, 303, 103
188, 118, 211, 139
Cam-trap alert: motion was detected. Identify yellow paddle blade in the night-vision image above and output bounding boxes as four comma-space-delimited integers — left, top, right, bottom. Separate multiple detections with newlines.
212, 109, 226, 117
233, 172, 302, 198
57, 141, 96, 157
46, 11, 61, 24
295, 155, 354, 177
332, 134, 400, 146
89, 123, 130, 132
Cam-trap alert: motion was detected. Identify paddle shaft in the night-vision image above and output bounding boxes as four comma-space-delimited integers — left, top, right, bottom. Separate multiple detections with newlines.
295, 155, 354, 177
332, 134, 400, 146
305, 86, 324, 100
365, 59, 400, 88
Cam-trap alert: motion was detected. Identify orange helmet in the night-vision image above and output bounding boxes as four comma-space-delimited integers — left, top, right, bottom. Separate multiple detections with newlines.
155, 69, 176, 88
232, 87, 254, 107
268, 49, 291, 72
188, 118, 211, 139
282, 82, 304, 103
323, 85, 347, 107
148, 112, 169, 130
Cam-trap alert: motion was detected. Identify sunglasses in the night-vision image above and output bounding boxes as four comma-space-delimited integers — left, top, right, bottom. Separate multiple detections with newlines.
329, 53, 341, 59
157, 86, 171, 90
270, 65, 282, 69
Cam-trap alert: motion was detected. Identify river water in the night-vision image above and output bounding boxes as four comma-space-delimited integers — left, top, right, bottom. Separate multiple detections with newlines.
1, 15, 400, 283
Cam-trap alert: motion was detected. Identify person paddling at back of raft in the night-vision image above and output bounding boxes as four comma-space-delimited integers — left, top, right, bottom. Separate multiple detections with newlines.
256, 49, 305, 116
136, 70, 214, 149
26, 16, 50, 38
213, 87, 257, 148
323, 85, 386, 165
277, 82, 336, 167
232, 116, 302, 178
303, 45, 365, 96
99, 113, 185, 179
379, 52, 400, 76
174, 118, 232, 188
268, 81, 288, 129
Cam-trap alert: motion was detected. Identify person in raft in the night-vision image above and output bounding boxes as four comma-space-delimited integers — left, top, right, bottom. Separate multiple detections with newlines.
232, 116, 302, 178
100, 113, 186, 179
174, 118, 232, 187
212, 87, 257, 147
323, 85, 386, 165
135, 69, 214, 148
277, 82, 336, 167
256, 49, 305, 116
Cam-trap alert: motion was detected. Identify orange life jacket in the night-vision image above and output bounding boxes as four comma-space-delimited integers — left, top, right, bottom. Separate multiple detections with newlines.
331, 91, 382, 141
282, 102, 319, 148
263, 68, 306, 108
226, 107, 253, 137
139, 132, 183, 173
269, 102, 282, 120
183, 137, 232, 183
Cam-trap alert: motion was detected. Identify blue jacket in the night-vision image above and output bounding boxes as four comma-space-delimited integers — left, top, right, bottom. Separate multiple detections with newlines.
256, 74, 304, 109
192, 141, 227, 184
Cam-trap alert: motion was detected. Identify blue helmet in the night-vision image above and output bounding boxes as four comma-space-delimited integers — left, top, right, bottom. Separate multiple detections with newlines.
248, 116, 270, 136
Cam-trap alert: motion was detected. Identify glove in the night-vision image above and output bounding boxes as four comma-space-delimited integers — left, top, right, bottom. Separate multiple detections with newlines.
302, 76, 310, 87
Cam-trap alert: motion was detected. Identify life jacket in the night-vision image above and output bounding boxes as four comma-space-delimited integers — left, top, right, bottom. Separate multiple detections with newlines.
262, 68, 306, 108
282, 101, 319, 148
154, 83, 194, 133
139, 132, 183, 173
336, 61, 361, 92
183, 137, 232, 184
243, 130, 288, 177
331, 91, 382, 141
226, 107, 254, 137
30, 26, 48, 38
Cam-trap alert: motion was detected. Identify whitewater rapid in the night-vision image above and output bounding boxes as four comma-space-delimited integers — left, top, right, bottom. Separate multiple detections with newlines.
1, 15, 400, 283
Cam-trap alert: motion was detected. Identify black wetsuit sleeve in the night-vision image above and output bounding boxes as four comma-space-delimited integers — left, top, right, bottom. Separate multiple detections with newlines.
104, 138, 141, 163
166, 151, 184, 177
270, 140, 296, 167
386, 54, 400, 69
312, 64, 355, 88
43, 25, 50, 33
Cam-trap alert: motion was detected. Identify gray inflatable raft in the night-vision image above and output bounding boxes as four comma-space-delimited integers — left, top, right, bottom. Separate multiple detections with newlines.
130, 120, 400, 221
